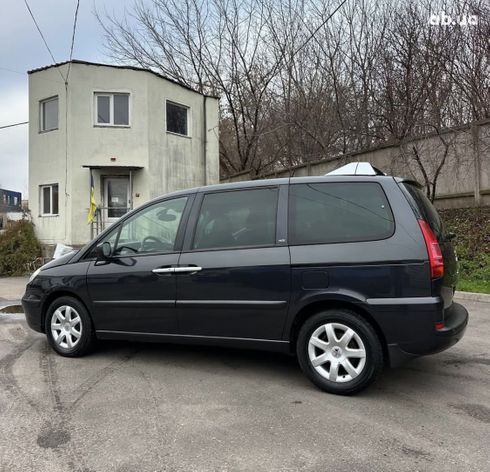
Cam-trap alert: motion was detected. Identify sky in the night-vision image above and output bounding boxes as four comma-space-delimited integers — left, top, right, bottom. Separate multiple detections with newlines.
0, 0, 135, 197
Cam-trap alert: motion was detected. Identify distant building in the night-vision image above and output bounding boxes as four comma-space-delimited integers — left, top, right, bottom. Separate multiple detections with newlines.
0, 189, 23, 230
28, 60, 219, 247
0, 189, 22, 212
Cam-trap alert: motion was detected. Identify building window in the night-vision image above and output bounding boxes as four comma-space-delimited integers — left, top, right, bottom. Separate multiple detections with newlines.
95, 93, 130, 126
166, 101, 189, 136
40, 96, 58, 132
40, 184, 59, 216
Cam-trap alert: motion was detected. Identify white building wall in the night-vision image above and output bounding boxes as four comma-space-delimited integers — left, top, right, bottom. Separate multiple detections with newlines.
28, 64, 69, 245
29, 62, 219, 247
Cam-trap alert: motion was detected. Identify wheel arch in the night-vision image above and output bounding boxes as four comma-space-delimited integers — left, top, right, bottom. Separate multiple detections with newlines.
288, 299, 389, 363
41, 290, 92, 333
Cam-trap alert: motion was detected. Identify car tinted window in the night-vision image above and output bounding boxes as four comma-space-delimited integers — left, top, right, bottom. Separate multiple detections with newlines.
402, 183, 443, 238
114, 197, 188, 255
289, 182, 394, 245
193, 188, 278, 250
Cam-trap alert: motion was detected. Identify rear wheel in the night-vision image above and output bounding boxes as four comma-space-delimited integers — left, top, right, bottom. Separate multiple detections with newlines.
45, 296, 96, 357
296, 309, 383, 395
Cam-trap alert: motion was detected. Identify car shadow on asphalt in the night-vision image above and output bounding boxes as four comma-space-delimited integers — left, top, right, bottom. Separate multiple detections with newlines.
91, 339, 451, 397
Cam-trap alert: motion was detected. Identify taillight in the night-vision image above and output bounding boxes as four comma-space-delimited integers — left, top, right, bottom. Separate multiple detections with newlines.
418, 219, 444, 279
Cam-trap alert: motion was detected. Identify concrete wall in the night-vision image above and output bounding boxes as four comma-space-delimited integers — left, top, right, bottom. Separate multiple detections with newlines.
29, 62, 219, 246
221, 121, 490, 209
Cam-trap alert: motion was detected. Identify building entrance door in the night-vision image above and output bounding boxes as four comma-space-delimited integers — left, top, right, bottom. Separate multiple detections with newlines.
103, 176, 130, 225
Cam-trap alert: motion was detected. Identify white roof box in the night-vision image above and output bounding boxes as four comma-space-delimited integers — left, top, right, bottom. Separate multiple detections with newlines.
326, 162, 386, 176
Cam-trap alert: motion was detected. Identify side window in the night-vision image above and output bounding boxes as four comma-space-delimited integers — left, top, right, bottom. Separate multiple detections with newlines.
40, 184, 59, 216
40, 96, 59, 132
94, 93, 130, 126
193, 188, 278, 250
402, 183, 443, 238
289, 182, 394, 245
112, 197, 188, 255
166, 101, 189, 136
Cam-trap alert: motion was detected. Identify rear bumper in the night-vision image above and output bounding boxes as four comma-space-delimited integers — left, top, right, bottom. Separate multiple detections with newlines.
387, 301, 469, 367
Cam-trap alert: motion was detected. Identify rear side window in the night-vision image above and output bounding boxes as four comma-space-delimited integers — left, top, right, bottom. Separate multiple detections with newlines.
289, 182, 394, 245
401, 183, 443, 238
193, 188, 278, 250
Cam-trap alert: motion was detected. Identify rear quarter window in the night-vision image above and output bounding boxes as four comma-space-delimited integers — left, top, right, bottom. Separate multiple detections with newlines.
401, 183, 443, 238
289, 182, 395, 245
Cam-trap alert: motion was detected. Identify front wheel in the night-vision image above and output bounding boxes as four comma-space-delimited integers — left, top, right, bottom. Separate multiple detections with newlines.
45, 296, 96, 357
296, 309, 383, 395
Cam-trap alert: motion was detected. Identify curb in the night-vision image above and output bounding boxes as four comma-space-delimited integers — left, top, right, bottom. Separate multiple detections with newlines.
455, 291, 490, 303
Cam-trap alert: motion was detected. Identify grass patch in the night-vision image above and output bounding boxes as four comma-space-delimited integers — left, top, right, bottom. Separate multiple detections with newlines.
439, 207, 490, 294
457, 279, 490, 294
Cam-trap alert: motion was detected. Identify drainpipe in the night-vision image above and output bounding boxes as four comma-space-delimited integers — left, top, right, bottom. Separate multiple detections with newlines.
129, 170, 133, 210
202, 95, 208, 185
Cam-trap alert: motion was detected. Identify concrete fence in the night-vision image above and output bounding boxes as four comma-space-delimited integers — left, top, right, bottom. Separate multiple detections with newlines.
221, 120, 490, 209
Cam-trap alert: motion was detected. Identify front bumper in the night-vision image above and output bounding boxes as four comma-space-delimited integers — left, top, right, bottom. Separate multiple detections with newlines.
387, 301, 469, 367
21, 291, 44, 333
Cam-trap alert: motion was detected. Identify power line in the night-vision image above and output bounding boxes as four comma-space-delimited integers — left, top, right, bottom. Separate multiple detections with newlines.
0, 66, 26, 76
23, 0, 65, 81
66, 0, 81, 82
0, 121, 28, 130
0, 66, 65, 84
292, 0, 348, 58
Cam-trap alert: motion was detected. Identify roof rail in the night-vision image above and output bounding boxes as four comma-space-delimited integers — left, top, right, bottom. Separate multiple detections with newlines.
326, 162, 386, 176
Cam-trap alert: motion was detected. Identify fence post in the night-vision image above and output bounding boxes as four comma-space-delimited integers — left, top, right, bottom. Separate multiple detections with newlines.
471, 124, 481, 206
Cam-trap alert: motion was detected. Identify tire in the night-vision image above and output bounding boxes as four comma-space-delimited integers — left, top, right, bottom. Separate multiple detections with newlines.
45, 296, 96, 357
296, 309, 383, 395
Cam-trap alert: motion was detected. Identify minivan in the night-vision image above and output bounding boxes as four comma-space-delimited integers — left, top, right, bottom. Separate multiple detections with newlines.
22, 165, 469, 395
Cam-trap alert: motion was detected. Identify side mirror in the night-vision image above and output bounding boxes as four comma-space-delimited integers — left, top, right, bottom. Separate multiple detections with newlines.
96, 241, 112, 260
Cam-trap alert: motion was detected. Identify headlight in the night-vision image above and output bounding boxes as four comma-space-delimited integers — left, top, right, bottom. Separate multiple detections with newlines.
28, 268, 42, 284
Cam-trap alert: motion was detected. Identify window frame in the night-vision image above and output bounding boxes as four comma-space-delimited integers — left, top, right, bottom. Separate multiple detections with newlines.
84, 194, 194, 261
287, 181, 396, 247
184, 186, 281, 253
94, 92, 131, 127
165, 100, 191, 137
39, 96, 59, 133
39, 183, 59, 217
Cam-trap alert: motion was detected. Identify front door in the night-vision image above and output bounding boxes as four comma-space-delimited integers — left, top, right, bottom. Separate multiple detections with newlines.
86, 196, 191, 334
104, 176, 130, 225
176, 186, 291, 340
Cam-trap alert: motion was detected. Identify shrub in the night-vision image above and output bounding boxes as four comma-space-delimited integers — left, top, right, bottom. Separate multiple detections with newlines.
439, 207, 490, 293
0, 219, 42, 276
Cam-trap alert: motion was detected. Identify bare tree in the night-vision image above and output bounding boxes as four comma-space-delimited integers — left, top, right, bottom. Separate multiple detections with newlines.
98, 0, 490, 186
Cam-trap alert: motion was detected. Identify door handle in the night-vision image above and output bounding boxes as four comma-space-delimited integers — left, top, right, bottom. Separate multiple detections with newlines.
174, 266, 202, 273
152, 268, 175, 274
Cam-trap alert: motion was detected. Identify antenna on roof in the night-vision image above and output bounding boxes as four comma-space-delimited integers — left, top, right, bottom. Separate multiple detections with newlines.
326, 162, 386, 176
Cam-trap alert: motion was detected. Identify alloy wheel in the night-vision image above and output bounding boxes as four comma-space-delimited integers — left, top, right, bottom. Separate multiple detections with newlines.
50, 305, 83, 349
308, 322, 366, 383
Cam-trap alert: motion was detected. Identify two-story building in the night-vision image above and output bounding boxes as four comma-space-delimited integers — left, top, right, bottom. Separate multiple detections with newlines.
28, 60, 219, 249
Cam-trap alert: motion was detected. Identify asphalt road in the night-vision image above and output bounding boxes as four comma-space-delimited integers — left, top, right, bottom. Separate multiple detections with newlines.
0, 299, 489, 472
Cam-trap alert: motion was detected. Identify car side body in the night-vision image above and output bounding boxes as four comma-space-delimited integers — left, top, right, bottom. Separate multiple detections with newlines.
22, 174, 469, 394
